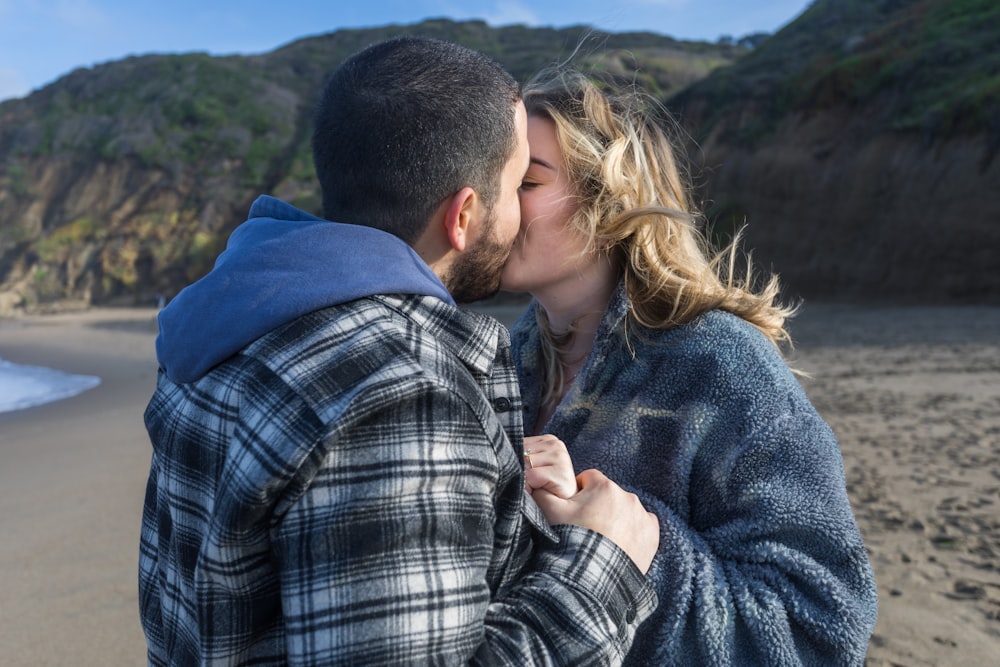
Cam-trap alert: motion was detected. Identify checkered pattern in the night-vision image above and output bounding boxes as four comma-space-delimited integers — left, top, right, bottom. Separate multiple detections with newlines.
140, 293, 654, 665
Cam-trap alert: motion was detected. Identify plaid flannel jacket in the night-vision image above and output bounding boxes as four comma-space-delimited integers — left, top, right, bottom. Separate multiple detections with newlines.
139, 293, 655, 665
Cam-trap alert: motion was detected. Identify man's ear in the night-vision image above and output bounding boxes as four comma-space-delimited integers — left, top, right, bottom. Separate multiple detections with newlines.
443, 187, 478, 252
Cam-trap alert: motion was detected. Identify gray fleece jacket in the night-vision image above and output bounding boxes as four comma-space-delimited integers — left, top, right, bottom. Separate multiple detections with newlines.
511, 285, 878, 666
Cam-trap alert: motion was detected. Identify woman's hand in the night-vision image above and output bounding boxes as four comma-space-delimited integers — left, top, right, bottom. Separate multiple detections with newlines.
523, 434, 578, 499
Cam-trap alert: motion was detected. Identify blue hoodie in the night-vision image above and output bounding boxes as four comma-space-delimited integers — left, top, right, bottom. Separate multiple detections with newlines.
155, 195, 454, 384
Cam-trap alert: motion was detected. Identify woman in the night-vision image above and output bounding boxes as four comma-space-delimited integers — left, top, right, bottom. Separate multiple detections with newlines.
504, 69, 878, 666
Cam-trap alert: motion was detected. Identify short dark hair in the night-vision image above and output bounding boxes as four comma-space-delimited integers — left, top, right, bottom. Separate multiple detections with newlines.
312, 36, 521, 244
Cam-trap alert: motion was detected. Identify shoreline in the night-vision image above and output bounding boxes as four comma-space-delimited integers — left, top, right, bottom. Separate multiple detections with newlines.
0, 307, 160, 665
1, 303, 998, 665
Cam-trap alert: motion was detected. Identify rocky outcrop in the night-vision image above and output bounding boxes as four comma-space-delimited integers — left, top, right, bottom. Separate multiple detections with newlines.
0, 154, 255, 309
697, 108, 999, 303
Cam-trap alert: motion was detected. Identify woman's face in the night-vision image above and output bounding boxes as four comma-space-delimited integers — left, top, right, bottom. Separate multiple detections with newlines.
500, 115, 594, 296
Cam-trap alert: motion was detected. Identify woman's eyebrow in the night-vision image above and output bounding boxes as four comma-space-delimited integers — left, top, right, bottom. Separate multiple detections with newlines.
530, 156, 556, 170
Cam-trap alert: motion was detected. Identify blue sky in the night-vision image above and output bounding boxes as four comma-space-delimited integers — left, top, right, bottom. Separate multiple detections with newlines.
0, 0, 812, 103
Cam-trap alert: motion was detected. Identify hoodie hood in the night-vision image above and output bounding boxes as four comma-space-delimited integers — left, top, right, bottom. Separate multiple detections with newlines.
156, 195, 453, 383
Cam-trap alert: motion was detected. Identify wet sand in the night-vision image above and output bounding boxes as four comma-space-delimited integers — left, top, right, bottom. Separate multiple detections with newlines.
0, 303, 997, 665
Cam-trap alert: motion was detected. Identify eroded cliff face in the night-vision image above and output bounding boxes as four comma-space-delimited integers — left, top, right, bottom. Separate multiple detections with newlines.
670, 0, 1000, 305
0, 45, 316, 315
695, 107, 999, 303
0, 153, 259, 314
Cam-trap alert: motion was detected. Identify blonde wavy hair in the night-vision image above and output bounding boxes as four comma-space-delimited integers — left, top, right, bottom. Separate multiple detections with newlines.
523, 68, 798, 401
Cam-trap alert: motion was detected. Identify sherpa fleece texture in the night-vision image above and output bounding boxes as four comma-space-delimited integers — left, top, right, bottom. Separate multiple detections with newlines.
511, 285, 878, 666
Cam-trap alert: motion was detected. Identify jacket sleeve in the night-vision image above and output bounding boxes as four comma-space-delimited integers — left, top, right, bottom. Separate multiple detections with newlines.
272, 379, 656, 666
637, 351, 878, 666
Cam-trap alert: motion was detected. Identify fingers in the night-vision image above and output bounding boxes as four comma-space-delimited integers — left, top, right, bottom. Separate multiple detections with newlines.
523, 435, 577, 499
523, 434, 564, 458
530, 487, 567, 519
534, 469, 660, 574
524, 466, 579, 499
574, 468, 608, 490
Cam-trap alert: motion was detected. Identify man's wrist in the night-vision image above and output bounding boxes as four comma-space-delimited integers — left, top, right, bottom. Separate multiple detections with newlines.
542, 524, 657, 628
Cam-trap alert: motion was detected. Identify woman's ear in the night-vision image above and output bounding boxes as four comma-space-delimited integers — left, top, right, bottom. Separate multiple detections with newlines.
443, 187, 477, 252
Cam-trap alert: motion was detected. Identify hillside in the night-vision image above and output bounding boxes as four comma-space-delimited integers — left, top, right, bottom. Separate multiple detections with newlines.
1, 3, 998, 313
672, 0, 999, 302
0, 19, 741, 313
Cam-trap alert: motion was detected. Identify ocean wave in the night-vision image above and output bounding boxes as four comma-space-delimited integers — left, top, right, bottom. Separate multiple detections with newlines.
0, 357, 101, 414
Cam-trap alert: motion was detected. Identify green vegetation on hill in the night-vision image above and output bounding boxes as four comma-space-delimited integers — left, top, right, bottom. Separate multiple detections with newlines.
0, 20, 743, 170
4, 53, 298, 185
676, 0, 1000, 144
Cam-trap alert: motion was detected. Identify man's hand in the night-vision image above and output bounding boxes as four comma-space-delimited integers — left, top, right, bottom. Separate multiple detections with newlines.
523, 434, 578, 499
532, 469, 660, 574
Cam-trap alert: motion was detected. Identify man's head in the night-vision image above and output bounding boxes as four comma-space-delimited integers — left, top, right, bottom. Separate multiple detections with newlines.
312, 37, 522, 246
437, 98, 527, 303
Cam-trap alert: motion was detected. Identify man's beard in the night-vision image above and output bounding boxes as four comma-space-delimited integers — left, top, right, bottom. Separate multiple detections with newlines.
445, 211, 511, 304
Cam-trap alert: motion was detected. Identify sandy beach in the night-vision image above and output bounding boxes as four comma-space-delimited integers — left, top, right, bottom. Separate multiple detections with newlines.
0, 308, 159, 666
1, 302, 998, 665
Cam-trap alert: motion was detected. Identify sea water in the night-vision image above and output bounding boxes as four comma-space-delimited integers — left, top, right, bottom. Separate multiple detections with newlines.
0, 356, 101, 414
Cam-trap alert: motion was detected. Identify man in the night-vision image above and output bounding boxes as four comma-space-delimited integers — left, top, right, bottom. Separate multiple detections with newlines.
139, 36, 658, 665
